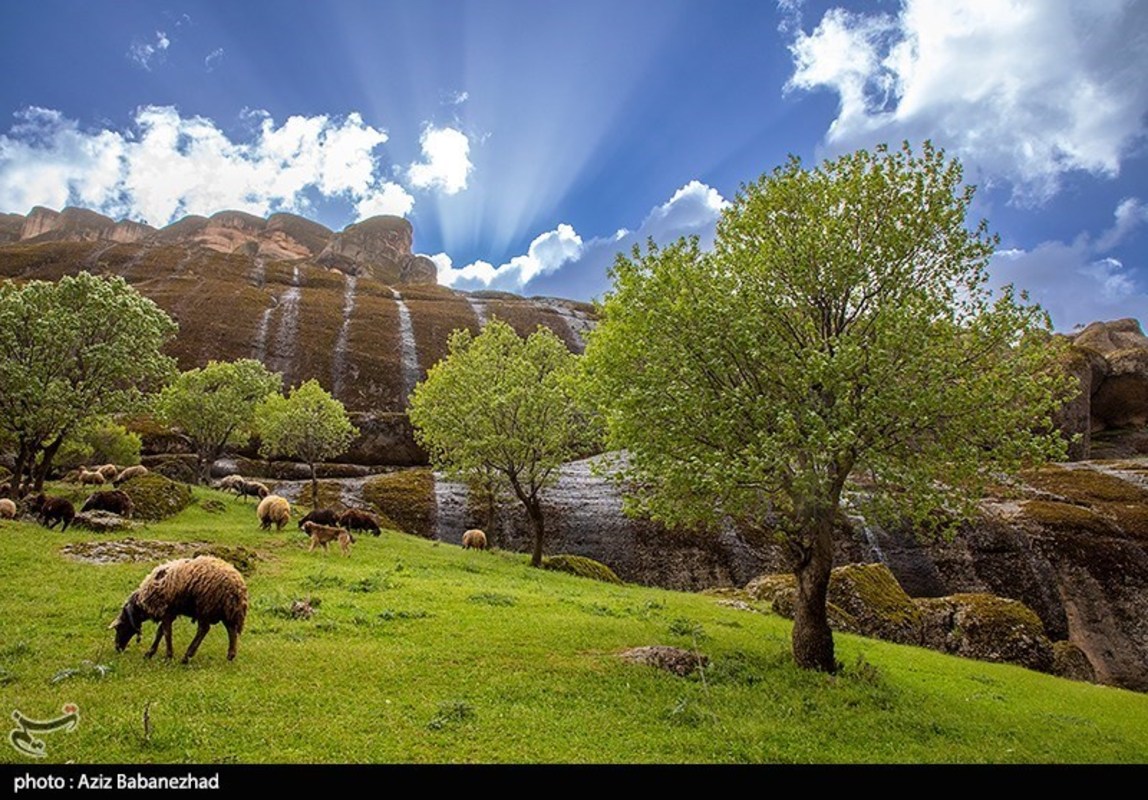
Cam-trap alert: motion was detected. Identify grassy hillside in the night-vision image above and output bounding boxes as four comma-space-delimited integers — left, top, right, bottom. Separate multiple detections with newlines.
1, 485, 1146, 764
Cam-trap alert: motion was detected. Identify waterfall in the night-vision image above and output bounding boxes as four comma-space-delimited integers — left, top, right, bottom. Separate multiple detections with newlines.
270, 266, 302, 377
432, 472, 471, 544
252, 302, 276, 363
250, 255, 266, 287
332, 273, 358, 398
391, 288, 420, 404
847, 512, 887, 565
467, 297, 488, 329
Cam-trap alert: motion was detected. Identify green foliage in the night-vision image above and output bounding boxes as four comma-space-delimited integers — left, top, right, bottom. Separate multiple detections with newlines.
409, 319, 591, 566
0, 272, 177, 492
256, 379, 358, 504
154, 359, 281, 483
55, 417, 142, 471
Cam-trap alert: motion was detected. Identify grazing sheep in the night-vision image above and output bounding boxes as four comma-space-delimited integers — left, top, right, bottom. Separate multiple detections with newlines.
97, 464, 119, 482
113, 465, 149, 487
298, 508, 340, 529
462, 529, 488, 550
77, 468, 106, 486
109, 555, 248, 663
214, 475, 246, 494
256, 494, 291, 531
27, 494, 75, 532
303, 521, 355, 556
338, 508, 381, 537
80, 490, 134, 518
235, 480, 269, 502
0, 498, 16, 519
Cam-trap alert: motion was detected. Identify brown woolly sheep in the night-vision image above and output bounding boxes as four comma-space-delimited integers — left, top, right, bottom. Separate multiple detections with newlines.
235, 480, 269, 502
27, 494, 75, 532
214, 474, 246, 494
462, 529, 488, 550
113, 465, 149, 487
298, 508, 340, 529
256, 494, 291, 531
338, 508, 381, 537
97, 463, 119, 482
77, 468, 106, 485
80, 490, 134, 518
109, 555, 248, 663
303, 521, 355, 556
0, 498, 16, 519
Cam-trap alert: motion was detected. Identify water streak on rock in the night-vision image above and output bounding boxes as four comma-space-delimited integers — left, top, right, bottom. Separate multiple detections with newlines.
332, 273, 358, 399
432, 473, 471, 544
270, 266, 302, 378
391, 288, 420, 404
467, 297, 487, 329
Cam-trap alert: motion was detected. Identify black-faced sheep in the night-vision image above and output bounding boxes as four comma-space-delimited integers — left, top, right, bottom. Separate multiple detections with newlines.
77, 468, 106, 486
96, 463, 119, 482
338, 508, 381, 537
113, 465, 149, 487
0, 498, 16, 519
298, 508, 340, 529
235, 480, 269, 502
256, 494, 291, 531
462, 529, 488, 550
109, 555, 248, 663
27, 494, 75, 532
80, 490, 134, 518
303, 521, 355, 556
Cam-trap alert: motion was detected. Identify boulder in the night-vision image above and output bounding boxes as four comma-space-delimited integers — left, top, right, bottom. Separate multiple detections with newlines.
619, 646, 708, 677
542, 554, 623, 585
361, 469, 435, 536
399, 255, 438, 285
72, 510, 139, 533
315, 215, 413, 282
120, 474, 192, 521
917, 593, 1054, 673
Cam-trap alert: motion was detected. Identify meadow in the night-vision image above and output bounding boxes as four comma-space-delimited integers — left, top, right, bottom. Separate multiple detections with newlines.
1, 484, 1146, 764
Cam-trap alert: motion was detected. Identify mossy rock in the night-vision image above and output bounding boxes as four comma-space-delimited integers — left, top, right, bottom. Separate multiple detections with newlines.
1052, 640, 1097, 683
144, 455, 199, 484
1021, 464, 1147, 504
1020, 500, 1119, 536
361, 469, 434, 536
542, 554, 623, 585
199, 498, 228, 514
121, 473, 193, 521
917, 593, 1054, 673
828, 563, 921, 645
744, 572, 857, 631
187, 544, 260, 576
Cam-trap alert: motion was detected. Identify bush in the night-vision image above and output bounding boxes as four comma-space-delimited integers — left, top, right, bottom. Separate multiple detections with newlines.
542, 554, 623, 585
122, 473, 192, 521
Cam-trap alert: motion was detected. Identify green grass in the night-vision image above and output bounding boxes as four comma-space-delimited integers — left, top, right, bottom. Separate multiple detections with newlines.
0, 483, 1146, 764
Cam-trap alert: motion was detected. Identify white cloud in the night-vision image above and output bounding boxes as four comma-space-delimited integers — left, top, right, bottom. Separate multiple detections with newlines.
407, 126, 472, 195
786, 1, 1148, 204
204, 48, 224, 72
128, 31, 170, 71
0, 106, 410, 226
436, 180, 728, 292
446, 90, 469, 105
990, 198, 1148, 330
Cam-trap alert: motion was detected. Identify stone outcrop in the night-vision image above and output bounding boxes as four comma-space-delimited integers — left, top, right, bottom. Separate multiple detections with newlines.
315, 215, 415, 281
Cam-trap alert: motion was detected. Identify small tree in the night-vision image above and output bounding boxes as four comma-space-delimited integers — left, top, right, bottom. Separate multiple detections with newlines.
154, 359, 282, 484
583, 142, 1075, 671
0, 272, 177, 495
56, 417, 142, 471
256, 379, 358, 506
408, 319, 589, 567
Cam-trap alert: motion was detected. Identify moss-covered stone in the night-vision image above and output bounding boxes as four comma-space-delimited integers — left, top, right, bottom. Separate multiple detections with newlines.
361, 469, 434, 536
143, 455, 198, 484
828, 563, 922, 645
542, 554, 623, 585
188, 544, 260, 576
1021, 464, 1147, 504
1052, 640, 1097, 683
917, 593, 1054, 673
121, 473, 193, 521
1020, 500, 1119, 536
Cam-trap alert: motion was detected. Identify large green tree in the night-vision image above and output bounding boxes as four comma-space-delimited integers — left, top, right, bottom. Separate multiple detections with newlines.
0, 272, 177, 495
583, 142, 1075, 672
256, 379, 358, 505
408, 319, 589, 567
155, 359, 282, 484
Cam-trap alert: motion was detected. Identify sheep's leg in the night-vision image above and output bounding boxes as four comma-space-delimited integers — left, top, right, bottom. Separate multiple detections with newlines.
225, 624, 239, 661
163, 619, 174, 659
308, 537, 317, 552
145, 622, 165, 659
182, 621, 211, 664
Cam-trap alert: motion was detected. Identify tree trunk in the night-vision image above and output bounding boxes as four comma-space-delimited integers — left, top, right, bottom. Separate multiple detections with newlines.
526, 499, 545, 568
11, 441, 32, 498
33, 434, 64, 493
197, 452, 210, 486
791, 511, 837, 672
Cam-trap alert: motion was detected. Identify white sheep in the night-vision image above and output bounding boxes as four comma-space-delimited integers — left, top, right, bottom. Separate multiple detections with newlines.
257, 494, 291, 531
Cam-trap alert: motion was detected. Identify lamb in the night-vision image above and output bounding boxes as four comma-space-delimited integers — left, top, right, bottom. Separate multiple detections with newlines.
109, 555, 248, 663
235, 480, 269, 502
302, 521, 355, 556
338, 508, 381, 537
113, 465, 149, 487
461, 529, 488, 550
298, 508, 340, 529
96, 463, 119, 482
77, 468, 107, 486
27, 494, 75, 532
80, 490, 134, 518
0, 498, 16, 519
256, 494, 291, 531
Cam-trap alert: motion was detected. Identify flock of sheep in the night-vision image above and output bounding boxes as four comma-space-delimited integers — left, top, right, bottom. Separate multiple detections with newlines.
5, 464, 490, 665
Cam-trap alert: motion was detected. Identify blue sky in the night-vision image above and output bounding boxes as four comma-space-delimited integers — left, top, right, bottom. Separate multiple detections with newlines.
1, 0, 1145, 330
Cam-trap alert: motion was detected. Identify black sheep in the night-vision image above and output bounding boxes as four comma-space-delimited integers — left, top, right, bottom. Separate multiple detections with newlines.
28, 493, 75, 532
298, 508, 340, 530
338, 508, 381, 537
81, 490, 134, 518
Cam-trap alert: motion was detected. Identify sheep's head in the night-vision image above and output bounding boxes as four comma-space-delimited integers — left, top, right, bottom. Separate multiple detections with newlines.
109, 592, 145, 651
